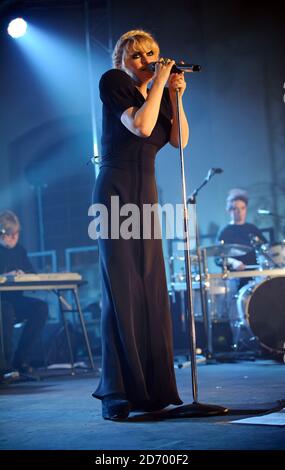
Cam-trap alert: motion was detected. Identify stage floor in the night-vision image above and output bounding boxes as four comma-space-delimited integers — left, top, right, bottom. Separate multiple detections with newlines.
0, 358, 285, 452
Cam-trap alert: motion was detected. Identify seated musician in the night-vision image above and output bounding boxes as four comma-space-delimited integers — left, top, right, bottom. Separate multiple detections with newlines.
217, 189, 267, 272
0, 210, 48, 376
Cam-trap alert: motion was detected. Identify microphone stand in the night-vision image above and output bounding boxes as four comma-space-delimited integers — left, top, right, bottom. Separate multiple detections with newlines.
165, 90, 228, 418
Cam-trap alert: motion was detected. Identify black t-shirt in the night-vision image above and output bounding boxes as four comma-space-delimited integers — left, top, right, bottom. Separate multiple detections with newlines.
0, 243, 34, 275
217, 222, 267, 266
0, 243, 34, 300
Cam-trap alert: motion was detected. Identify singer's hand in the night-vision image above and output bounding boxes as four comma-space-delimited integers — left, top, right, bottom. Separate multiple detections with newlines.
153, 58, 175, 86
168, 72, 186, 99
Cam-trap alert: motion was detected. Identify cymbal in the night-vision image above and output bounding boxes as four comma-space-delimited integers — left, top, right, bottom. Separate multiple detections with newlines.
201, 243, 252, 257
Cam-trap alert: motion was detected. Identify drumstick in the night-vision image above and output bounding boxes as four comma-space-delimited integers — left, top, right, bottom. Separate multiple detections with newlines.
244, 265, 260, 270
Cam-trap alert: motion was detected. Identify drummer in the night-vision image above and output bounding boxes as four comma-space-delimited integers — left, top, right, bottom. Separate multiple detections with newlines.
217, 188, 267, 271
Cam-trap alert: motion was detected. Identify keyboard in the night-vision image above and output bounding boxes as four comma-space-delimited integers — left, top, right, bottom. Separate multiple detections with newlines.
9, 273, 82, 282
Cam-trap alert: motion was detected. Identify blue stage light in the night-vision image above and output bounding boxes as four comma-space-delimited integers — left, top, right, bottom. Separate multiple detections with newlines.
7, 18, 27, 38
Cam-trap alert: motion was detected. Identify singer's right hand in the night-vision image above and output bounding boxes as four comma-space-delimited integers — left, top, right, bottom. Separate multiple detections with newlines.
168, 72, 186, 98
153, 58, 175, 86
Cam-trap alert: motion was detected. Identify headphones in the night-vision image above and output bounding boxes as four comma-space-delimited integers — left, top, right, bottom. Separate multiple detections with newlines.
0, 225, 7, 236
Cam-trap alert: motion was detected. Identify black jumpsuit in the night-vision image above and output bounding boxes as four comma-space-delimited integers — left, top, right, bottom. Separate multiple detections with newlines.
92, 69, 182, 410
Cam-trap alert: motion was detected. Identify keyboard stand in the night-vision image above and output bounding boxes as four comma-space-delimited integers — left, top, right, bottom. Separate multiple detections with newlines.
55, 287, 96, 373
0, 279, 96, 375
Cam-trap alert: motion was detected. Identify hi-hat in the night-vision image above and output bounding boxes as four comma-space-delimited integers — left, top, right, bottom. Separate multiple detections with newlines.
201, 243, 252, 258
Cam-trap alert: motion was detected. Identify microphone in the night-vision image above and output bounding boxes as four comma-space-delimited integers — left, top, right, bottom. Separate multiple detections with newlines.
147, 62, 201, 73
187, 167, 223, 203
205, 167, 223, 181
257, 209, 271, 215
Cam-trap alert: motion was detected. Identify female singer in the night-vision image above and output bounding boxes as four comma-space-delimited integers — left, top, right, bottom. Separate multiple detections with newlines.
92, 29, 189, 420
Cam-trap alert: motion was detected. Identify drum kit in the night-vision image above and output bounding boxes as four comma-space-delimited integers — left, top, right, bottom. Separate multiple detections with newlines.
169, 241, 285, 357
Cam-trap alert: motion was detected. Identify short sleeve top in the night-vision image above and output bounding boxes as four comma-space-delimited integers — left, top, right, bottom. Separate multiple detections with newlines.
99, 69, 173, 161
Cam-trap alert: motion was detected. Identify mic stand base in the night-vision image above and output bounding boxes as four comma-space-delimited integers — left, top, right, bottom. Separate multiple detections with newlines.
163, 401, 228, 418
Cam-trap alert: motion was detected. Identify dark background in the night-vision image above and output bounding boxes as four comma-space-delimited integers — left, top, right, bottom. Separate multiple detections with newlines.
0, 0, 284, 288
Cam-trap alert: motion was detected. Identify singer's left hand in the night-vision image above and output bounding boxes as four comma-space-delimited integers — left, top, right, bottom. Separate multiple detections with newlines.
168, 72, 186, 98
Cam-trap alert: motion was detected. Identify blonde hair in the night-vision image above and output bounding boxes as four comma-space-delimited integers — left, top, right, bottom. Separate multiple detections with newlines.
0, 210, 20, 235
226, 188, 249, 211
112, 29, 160, 69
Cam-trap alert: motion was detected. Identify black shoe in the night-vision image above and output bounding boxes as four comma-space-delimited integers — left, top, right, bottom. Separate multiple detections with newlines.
101, 397, 130, 421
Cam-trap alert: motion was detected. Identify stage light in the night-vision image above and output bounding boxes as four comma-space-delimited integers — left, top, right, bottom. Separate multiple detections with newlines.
7, 18, 27, 39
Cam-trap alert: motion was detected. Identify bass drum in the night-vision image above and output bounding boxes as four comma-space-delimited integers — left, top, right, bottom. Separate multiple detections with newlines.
237, 276, 285, 354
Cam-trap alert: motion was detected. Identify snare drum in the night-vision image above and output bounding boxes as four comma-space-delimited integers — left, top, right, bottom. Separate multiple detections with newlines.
235, 276, 285, 353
